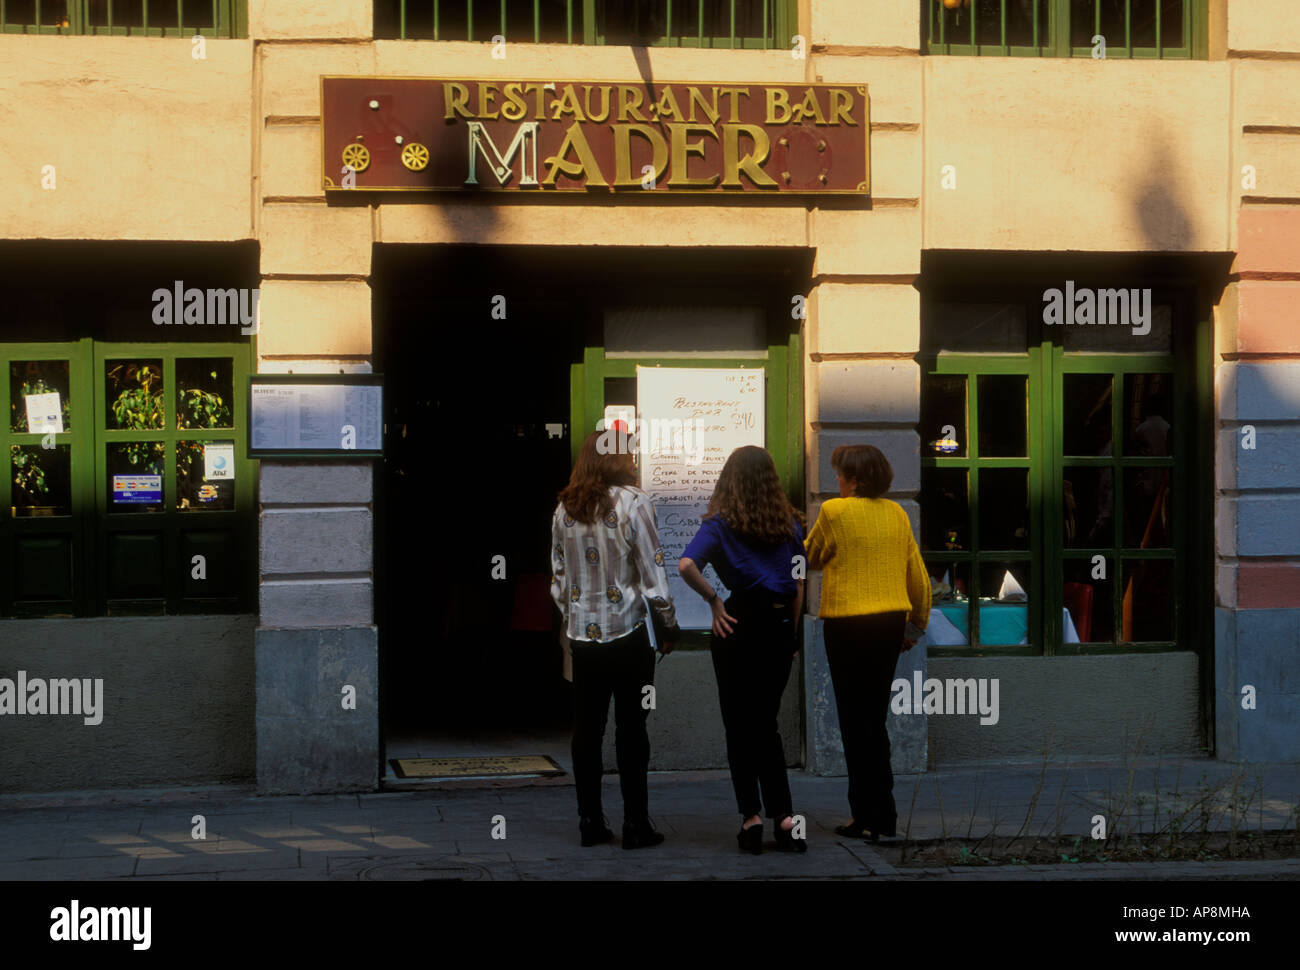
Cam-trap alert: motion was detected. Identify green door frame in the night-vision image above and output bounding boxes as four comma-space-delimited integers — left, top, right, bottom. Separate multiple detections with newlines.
569, 328, 804, 647
0, 339, 95, 616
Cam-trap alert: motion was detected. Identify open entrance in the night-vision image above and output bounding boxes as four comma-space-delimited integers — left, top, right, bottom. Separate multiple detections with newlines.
375, 247, 580, 780
373, 244, 811, 783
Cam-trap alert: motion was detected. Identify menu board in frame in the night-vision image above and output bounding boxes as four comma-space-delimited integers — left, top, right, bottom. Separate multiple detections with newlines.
248, 374, 385, 459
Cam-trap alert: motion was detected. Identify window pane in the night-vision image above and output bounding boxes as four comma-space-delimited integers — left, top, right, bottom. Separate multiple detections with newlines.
1124, 467, 1172, 547
176, 358, 234, 430
979, 468, 1029, 549
604, 306, 765, 358
5, 1, 70, 26
10, 360, 72, 433
1124, 373, 1172, 457
1158, 0, 1185, 47
1061, 304, 1172, 352
1065, 559, 1114, 643
177, 441, 236, 511
1063, 466, 1114, 547
1121, 558, 1174, 641
1117, 1, 1184, 48
921, 467, 969, 552
106, 359, 165, 430
1071, 0, 1129, 47
976, 561, 1031, 646
88, 0, 215, 29
1062, 373, 1111, 457
926, 560, 971, 647
977, 375, 1026, 457
973, 0, 1004, 46
107, 442, 165, 513
1005, 0, 1049, 46
11, 444, 71, 516
922, 303, 1027, 355
921, 375, 967, 458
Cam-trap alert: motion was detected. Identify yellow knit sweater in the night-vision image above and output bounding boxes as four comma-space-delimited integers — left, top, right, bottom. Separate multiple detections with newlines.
805, 497, 931, 626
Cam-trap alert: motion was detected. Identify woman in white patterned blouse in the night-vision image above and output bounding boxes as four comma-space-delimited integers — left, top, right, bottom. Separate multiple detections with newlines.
551, 430, 679, 850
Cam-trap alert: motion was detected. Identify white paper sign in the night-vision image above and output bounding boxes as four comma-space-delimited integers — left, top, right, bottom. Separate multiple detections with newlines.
204, 442, 235, 480
25, 392, 62, 434
636, 367, 765, 629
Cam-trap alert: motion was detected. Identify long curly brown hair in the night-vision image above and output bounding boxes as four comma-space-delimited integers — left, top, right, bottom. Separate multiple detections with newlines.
704, 446, 803, 542
558, 430, 638, 524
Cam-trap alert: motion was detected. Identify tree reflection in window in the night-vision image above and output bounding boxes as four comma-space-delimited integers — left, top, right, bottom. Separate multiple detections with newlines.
176, 359, 233, 430
106, 360, 165, 430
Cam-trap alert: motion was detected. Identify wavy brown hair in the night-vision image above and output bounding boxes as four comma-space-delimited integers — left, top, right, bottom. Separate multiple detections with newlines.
704, 446, 803, 542
558, 430, 638, 524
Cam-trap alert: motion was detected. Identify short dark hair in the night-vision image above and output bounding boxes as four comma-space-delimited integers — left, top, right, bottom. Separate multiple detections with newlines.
830, 444, 892, 499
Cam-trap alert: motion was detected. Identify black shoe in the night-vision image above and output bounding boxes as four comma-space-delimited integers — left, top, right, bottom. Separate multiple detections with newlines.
833, 819, 868, 839
833, 819, 895, 843
774, 817, 807, 853
622, 818, 665, 850
579, 815, 614, 847
737, 822, 763, 855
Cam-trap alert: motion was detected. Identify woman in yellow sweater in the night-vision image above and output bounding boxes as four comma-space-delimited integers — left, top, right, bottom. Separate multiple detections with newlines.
805, 444, 930, 842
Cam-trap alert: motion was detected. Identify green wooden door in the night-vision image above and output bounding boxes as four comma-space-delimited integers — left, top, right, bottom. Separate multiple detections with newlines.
1, 340, 94, 616
92, 342, 255, 614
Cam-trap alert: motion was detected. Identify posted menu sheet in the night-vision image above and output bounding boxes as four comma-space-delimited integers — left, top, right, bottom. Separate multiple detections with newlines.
251, 383, 382, 453
636, 367, 765, 630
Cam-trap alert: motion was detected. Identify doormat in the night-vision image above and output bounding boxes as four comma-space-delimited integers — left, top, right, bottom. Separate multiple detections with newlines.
390, 755, 565, 780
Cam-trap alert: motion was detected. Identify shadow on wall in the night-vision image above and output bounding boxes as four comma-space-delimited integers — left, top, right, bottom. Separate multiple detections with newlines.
1130, 135, 1197, 252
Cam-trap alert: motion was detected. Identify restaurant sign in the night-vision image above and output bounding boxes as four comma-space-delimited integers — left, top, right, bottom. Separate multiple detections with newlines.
321, 77, 868, 195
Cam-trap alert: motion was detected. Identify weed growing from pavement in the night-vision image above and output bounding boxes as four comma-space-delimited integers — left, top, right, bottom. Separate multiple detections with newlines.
882, 716, 1300, 868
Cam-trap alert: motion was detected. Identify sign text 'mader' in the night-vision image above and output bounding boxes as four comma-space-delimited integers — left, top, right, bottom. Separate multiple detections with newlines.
321, 78, 869, 194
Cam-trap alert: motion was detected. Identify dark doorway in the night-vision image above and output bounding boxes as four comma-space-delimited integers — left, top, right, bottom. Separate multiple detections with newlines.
374, 247, 585, 767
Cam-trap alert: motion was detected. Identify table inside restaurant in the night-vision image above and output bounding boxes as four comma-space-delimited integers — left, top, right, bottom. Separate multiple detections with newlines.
926, 602, 1080, 646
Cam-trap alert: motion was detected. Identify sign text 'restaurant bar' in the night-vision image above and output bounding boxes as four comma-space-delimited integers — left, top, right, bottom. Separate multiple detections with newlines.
322, 77, 868, 195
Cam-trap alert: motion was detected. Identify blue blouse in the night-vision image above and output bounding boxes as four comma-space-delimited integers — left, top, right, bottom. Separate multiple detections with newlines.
681, 515, 805, 598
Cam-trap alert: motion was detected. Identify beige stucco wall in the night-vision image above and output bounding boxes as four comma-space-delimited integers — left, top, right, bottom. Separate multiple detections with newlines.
923, 57, 1231, 252
1227, 0, 1300, 54
0, 36, 252, 241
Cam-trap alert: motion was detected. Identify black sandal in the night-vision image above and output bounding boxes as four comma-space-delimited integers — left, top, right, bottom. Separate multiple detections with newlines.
774, 816, 807, 853
737, 822, 763, 855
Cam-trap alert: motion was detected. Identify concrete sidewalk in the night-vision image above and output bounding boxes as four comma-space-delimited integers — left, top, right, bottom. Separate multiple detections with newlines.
2, 759, 1298, 881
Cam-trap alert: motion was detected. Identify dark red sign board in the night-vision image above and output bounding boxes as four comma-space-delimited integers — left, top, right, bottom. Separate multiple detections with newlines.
321, 76, 869, 195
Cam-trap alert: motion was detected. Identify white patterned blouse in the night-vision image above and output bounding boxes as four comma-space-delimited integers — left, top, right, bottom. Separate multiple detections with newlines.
550, 485, 678, 643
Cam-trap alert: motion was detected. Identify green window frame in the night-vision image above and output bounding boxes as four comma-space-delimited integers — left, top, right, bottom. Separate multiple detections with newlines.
922, 1, 1208, 58
0, 338, 256, 617
569, 327, 803, 645
1, 1, 247, 37
375, 0, 796, 48
919, 291, 1208, 658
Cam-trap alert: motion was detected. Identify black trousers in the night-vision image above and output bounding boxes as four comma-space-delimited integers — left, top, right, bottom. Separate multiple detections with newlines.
823, 611, 907, 835
570, 625, 656, 822
710, 589, 796, 821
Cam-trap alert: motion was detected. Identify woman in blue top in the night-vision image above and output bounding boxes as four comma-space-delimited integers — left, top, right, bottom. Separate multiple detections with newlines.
679, 446, 807, 854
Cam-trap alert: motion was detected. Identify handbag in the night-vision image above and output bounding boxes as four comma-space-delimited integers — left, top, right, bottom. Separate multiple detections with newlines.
642, 594, 680, 649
